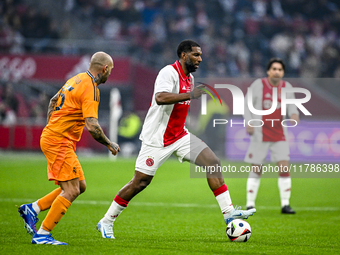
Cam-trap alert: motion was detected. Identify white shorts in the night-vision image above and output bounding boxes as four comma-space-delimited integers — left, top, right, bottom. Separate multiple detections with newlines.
244, 141, 290, 165
135, 133, 208, 176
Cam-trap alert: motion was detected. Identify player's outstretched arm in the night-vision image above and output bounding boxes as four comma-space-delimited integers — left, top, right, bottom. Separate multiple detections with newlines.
47, 93, 59, 124
155, 84, 206, 105
155, 92, 191, 105
85, 117, 120, 155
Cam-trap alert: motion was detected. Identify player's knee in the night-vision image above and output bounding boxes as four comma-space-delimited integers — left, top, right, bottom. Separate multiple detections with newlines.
69, 186, 81, 200
132, 171, 153, 191
71, 188, 81, 200
208, 156, 220, 167
80, 184, 86, 194
62, 188, 80, 202
133, 176, 152, 191
138, 179, 151, 190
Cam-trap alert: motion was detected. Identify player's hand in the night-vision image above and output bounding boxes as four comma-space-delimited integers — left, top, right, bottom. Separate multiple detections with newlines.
290, 113, 299, 125
246, 125, 254, 135
107, 142, 120, 156
190, 84, 206, 99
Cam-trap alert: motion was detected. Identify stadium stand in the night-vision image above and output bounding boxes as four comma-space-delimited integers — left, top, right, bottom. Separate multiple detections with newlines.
1, 0, 340, 77
1, 0, 340, 151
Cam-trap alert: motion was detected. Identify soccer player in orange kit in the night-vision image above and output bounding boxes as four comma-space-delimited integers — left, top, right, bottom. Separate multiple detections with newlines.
18, 51, 120, 245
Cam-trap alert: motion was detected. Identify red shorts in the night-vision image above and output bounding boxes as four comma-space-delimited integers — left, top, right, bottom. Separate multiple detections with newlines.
40, 135, 84, 185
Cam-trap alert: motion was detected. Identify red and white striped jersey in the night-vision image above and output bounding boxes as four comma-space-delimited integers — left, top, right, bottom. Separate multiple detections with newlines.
244, 78, 299, 142
139, 60, 193, 147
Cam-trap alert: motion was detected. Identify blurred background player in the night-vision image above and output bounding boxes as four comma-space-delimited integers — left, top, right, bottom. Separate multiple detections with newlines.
0, 83, 19, 126
244, 58, 299, 214
96, 40, 256, 239
18, 51, 120, 245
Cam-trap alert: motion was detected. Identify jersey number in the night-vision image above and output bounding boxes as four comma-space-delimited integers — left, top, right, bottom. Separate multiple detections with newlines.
55, 84, 74, 111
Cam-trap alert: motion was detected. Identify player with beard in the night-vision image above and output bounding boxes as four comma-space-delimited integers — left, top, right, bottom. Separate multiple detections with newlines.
96, 40, 256, 239
18, 52, 120, 245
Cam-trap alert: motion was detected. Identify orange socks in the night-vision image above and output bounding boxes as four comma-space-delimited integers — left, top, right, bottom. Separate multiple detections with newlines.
37, 188, 62, 211
42, 196, 71, 232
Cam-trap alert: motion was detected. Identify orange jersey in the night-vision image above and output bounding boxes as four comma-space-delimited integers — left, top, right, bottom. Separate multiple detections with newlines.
42, 71, 100, 143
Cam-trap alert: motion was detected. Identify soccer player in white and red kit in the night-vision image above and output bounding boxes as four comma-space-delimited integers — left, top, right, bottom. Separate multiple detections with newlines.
244, 58, 299, 214
97, 40, 256, 239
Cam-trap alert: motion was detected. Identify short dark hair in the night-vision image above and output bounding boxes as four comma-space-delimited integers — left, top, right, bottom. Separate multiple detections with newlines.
266, 58, 285, 71
177, 40, 200, 58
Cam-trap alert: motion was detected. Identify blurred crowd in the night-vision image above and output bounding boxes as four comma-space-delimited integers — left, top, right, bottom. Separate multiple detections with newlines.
1, 0, 340, 125
1, 0, 340, 78
0, 82, 49, 125
0, 0, 60, 54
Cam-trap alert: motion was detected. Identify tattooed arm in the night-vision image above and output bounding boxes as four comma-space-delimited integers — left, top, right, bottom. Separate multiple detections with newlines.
85, 117, 120, 155
47, 93, 59, 124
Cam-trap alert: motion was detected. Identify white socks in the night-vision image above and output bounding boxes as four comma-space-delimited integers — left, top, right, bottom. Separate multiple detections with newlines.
246, 173, 291, 208
32, 201, 41, 214
216, 190, 234, 215
103, 201, 126, 224
278, 176, 291, 207
246, 171, 261, 208
37, 227, 50, 235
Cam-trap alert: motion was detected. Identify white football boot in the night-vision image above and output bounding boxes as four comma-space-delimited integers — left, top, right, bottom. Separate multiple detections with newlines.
224, 206, 256, 225
97, 219, 115, 239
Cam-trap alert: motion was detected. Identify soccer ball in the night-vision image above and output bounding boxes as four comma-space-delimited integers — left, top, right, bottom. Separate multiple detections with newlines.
226, 219, 251, 242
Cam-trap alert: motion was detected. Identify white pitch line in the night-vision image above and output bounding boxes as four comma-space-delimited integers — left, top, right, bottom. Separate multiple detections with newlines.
2, 198, 340, 211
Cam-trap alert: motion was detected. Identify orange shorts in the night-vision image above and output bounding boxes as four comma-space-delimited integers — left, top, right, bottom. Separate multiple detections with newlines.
40, 135, 84, 185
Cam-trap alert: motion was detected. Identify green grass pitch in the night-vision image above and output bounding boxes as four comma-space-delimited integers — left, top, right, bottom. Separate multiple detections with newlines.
0, 152, 339, 254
